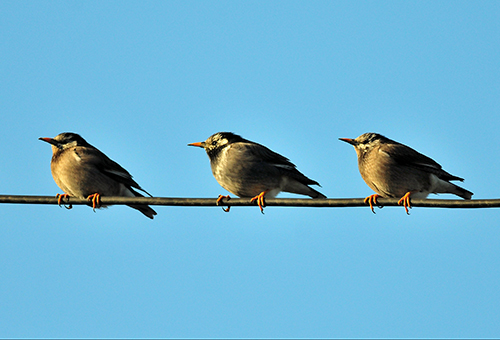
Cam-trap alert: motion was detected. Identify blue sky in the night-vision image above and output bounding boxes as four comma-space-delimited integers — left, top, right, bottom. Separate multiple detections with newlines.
1, 1, 499, 338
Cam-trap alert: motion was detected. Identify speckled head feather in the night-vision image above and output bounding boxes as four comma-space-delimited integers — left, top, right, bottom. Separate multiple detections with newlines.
41, 132, 93, 150
200, 132, 246, 158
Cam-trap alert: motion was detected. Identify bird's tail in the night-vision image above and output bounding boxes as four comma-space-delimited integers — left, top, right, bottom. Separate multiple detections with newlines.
283, 179, 327, 199
308, 187, 327, 199
128, 204, 157, 219
434, 175, 473, 200
449, 183, 473, 200
128, 187, 157, 219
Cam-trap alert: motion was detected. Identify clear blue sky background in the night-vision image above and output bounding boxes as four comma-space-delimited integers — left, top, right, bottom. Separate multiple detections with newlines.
1, 1, 499, 338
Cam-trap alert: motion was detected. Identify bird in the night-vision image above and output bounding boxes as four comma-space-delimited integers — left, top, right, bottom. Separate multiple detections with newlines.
39, 132, 157, 219
339, 132, 473, 214
188, 132, 326, 213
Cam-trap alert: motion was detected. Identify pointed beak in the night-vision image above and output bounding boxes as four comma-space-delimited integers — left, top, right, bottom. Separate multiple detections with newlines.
188, 142, 204, 148
39, 137, 56, 145
339, 138, 356, 146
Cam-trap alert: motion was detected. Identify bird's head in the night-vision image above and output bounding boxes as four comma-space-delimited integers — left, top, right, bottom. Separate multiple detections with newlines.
188, 132, 244, 157
39, 132, 90, 151
339, 132, 389, 154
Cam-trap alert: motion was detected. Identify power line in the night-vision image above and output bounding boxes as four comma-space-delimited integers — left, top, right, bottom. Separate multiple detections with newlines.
1, 195, 499, 209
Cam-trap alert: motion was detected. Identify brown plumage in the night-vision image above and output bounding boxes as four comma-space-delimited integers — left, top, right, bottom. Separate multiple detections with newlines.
39, 132, 157, 219
340, 133, 473, 214
189, 132, 326, 213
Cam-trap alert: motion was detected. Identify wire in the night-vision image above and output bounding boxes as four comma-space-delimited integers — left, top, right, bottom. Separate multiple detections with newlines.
1, 195, 499, 209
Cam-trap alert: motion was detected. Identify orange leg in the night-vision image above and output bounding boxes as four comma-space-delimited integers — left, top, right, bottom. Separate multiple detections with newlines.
398, 192, 412, 215
250, 190, 268, 214
364, 194, 382, 214
216, 194, 231, 213
56, 193, 72, 209
87, 193, 102, 212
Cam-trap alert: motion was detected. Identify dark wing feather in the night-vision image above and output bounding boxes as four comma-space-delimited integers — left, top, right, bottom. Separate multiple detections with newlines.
241, 141, 295, 167
381, 142, 464, 181
74, 147, 153, 196
240, 141, 320, 186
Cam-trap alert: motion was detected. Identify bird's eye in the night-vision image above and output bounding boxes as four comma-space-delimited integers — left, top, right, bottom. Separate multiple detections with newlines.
212, 140, 218, 146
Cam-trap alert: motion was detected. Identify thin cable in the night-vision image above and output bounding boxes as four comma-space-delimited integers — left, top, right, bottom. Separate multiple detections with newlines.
1, 195, 499, 208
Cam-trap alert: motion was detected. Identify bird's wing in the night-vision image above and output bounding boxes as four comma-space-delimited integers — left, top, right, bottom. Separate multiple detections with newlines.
238, 142, 320, 186
74, 146, 152, 196
239, 142, 296, 168
381, 142, 463, 181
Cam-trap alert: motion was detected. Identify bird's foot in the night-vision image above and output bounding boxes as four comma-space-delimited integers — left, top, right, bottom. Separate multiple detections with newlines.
87, 193, 102, 212
216, 194, 231, 212
250, 191, 268, 214
398, 192, 412, 215
56, 193, 72, 209
364, 194, 382, 214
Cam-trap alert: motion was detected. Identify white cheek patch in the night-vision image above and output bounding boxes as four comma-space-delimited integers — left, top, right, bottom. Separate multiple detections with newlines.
358, 144, 370, 153
62, 140, 78, 150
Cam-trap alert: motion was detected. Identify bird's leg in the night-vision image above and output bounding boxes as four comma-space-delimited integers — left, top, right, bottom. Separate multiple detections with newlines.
56, 193, 72, 209
216, 194, 231, 212
250, 190, 268, 214
364, 194, 382, 214
398, 192, 412, 215
87, 193, 102, 212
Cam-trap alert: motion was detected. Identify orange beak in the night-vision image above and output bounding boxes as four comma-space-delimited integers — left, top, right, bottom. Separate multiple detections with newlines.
39, 137, 56, 145
339, 138, 356, 145
188, 142, 204, 148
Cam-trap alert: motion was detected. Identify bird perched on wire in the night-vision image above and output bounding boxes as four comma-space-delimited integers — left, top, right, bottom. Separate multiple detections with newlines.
188, 132, 326, 213
339, 132, 473, 214
39, 132, 157, 219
